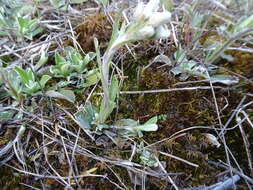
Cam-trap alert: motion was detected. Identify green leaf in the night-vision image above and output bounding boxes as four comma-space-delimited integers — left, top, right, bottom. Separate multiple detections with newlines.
115, 117, 158, 137
5, 70, 23, 100
190, 12, 205, 28
39, 75, 51, 88
135, 123, 158, 132
153, 54, 172, 66
24, 83, 40, 95
74, 104, 96, 130
70, 0, 87, 3
94, 38, 102, 67
46, 89, 76, 103
17, 17, 28, 33
144, 116, 158, 125
98, 100, 115, 123
15, 66, 34, 85
50, 65, 60, 75
174, 47, 187, 63
139, 148, 158, 167
0, 110, 15, 121
158, 114, 167, 121
72, 53, 82, 65
115, 118, 140, 137
97, 76, 118, 123
50, 0, 68, 10
108, 15, 121, 49
28, 26, 43, 40
83, 69, 100, 87
84, 52, 96, 63
56, 80, 71, 88
234, 14, 253, 33
135, 116, 158, 132
17, 17, 41, 40
74, 111, 91, 129
115, 119, 139, 127
35, 51, 48, 71
27, 68, 35, 81
0, 89, 8, 99
96, 124, 109, 134
85, 104, 97, 122
61, 64, 73, 76
97, 0, 108, 6
138, 142, 159, 167
170, 67, 182, 75
109, 76, 119, 102
55, 53, 67, 65
210, 74, 239, 85
160, 0, 174, 11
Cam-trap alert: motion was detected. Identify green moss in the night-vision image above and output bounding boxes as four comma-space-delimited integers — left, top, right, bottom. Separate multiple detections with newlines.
0, 167, 28, 190
116, 53, 252, 188
75, 13, 113, 52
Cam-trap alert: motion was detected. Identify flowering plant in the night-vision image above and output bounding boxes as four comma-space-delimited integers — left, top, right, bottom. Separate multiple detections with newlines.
95, 0, 171, 123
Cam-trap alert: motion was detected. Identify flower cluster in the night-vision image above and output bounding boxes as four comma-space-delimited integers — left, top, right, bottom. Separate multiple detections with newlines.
110, 0, 171, 50
133, 0, 171, 39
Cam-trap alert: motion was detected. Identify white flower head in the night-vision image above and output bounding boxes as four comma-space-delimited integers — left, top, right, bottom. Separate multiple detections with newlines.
131, 0, 171, 41
112, 0, 171, 48
149, 11, 171, 27
154, 25, 171, 39
144, 0, 160, 16
134, 2, 145, 19
138, 25, 155, 39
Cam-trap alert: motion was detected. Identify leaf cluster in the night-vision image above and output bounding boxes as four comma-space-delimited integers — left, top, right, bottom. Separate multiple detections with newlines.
0, 0, 42, 41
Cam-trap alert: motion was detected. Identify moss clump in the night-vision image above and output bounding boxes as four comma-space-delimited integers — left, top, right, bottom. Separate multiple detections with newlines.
75, 13, 113, 52
0, 166, 28, 190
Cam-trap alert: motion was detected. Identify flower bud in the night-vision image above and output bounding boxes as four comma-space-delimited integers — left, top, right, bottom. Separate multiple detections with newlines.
154, 25, 170, 39
138, 25, 155, 39
134, 2, 145, 18
149, 11, 171, 27
144, 0, 160, 16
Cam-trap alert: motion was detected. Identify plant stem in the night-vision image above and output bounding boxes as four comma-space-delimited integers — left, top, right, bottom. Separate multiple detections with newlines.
101, 49, 115, 104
